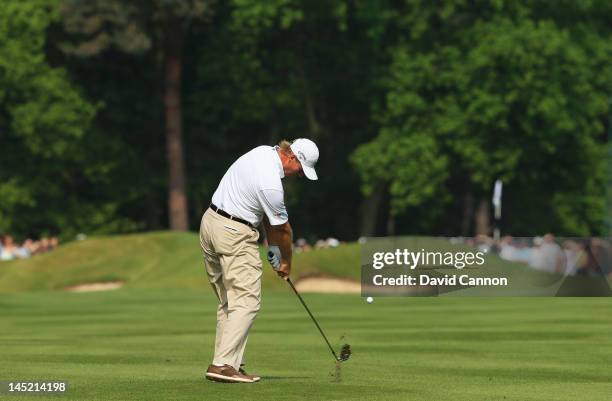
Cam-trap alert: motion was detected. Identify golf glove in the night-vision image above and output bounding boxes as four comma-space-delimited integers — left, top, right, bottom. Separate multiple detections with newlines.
267, 245, 281, 270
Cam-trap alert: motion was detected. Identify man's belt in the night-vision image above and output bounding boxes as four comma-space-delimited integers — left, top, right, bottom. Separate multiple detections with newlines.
210, 204, 255, 229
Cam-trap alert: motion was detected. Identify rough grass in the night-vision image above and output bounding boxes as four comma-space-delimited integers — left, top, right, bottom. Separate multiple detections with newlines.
0, 232, 545, 294
0, 232, 360, 292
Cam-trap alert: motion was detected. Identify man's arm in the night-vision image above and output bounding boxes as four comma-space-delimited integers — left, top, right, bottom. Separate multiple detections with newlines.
263, 215, 293, 277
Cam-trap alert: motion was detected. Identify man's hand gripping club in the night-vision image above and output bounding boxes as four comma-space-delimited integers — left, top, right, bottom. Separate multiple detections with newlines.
267, 245, 282, 269
263, 217, 292, 278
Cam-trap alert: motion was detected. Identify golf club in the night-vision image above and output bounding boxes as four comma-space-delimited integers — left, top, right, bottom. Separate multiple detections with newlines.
285, 276, 351, 362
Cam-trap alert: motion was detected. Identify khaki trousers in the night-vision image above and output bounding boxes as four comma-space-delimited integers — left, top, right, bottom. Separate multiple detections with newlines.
199, 208, 262, 370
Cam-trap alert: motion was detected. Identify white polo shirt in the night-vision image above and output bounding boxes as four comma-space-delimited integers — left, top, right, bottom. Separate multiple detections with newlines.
211, 146, 288, 226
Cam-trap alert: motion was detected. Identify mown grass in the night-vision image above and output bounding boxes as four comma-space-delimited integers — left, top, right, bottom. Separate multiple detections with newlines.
0, 232, 610, 400
1, 289, 611, 401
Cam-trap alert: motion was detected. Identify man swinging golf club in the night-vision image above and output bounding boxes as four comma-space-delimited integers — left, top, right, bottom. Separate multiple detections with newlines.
199, 138, 319, 383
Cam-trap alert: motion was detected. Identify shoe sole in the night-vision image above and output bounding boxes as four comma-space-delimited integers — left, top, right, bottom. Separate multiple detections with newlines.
205, 372, 254, 383
239, 369, 261, 382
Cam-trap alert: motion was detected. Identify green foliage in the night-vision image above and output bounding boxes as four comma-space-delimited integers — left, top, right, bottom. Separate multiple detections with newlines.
230, 0, 303, 31
1, 0, 610, 238
185, 0, 382, 238
0, 0, 102, 237
61, 1, 151, 55
60, 0, 215, 56
352, 0, 612, 235
351, 131, 448, 216
0, 1, 93, 154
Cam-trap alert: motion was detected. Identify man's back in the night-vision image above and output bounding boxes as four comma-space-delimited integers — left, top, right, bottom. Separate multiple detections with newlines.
211, 146, 286, 226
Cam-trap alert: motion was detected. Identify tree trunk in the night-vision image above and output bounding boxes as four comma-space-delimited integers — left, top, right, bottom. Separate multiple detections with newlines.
303, 83, 320, 137
360, 182, 384, 237
164, 23, 189, 231
461, 190, 474, 236
297, 60, 320, 138
475, 198, 490, 236
386, 212, 395, 236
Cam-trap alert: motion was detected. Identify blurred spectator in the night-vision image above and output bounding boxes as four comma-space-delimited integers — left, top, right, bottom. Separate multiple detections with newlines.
590, 238, 611, 277
315, 239, 326, 249
513, 239, 533, 264
475, 234, 494, 253
294, 238, 312, 253
0, 234, 60, 262
326, 237, 340, 247
314, 237, 341, 249
576, 238, 611, 277
465, 234, 608, 277
529, 236, 546, 271
499, 236, 517, 261
562, 240, 581, 276
525, 234, 565, 273
13, 239, 32, 259
541, 234, 565, 273
573, 241, 589, 275
40, 237, 50, 253
1, 235, 17, 261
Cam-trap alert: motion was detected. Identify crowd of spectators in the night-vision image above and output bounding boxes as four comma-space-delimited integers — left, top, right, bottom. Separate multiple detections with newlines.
464, 234, 610, 277
260, 235, 341, 253
4, 229, 606, 278
0, 234, 59, 262
293, 234, 609, 278
294, 237, 341, 253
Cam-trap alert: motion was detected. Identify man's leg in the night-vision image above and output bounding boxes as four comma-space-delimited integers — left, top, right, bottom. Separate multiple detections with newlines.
214, 301, 228, 361
212, 229, 262, 369
200, 211, 229, 366
206, 256, 229, 364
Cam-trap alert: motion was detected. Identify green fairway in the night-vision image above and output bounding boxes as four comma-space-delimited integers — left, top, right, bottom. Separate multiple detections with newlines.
1, 233, 610, 400
1, 288, 611, 401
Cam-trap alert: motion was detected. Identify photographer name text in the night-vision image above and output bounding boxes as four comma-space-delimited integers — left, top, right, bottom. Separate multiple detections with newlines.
372, 274, 508, 286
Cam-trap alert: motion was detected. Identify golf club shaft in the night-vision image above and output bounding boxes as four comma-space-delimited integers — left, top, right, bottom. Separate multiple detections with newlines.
286, 277, 339, 360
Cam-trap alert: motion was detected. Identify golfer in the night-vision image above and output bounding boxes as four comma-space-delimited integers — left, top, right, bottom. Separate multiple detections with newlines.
200, 138, 319, 383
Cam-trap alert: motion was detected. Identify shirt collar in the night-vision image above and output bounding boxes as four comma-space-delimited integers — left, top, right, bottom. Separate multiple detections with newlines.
273, 146, 285, 178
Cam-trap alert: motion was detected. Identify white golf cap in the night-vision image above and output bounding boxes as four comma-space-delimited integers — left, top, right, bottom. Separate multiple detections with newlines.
290, 138, 319, 180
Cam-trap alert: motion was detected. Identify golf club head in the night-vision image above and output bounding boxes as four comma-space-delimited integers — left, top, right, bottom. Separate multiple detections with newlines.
337, 343, 351, 362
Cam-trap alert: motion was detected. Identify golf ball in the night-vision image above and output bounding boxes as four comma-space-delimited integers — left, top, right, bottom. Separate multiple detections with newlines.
366, 296, 374, 304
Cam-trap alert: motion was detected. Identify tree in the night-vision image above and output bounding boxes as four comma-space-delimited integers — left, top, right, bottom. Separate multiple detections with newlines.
185, 0, 386, 239
0, 0, 106, 238
352, 0, 612, 236
60, 0, 215, 230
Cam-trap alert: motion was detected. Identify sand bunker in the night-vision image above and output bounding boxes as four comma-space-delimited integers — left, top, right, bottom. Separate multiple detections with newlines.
64, 276, 359, 294
294, 276, 360, 294
65, 281, 124, 292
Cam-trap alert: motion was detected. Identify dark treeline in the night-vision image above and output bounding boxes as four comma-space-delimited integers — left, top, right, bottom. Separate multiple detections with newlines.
1, 0, 611, 241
